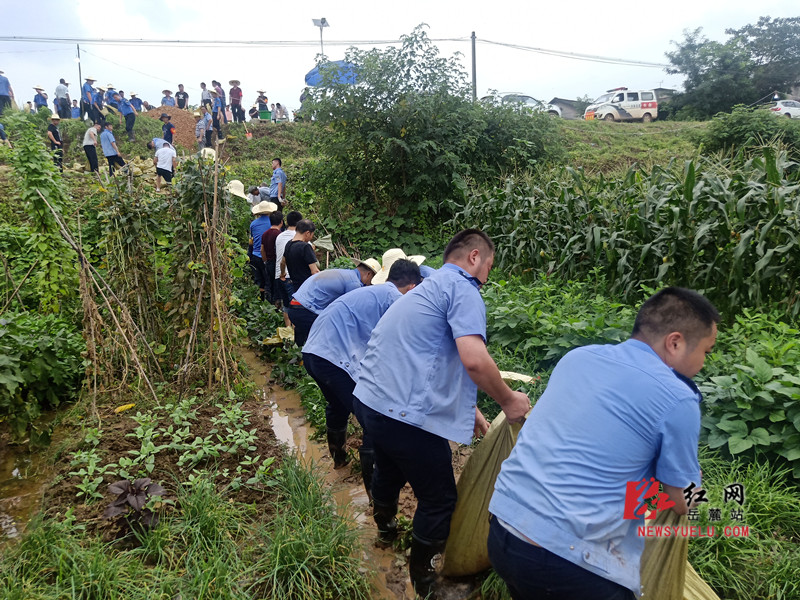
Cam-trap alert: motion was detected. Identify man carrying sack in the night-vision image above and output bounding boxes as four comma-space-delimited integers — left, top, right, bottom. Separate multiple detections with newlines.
488, 287, 719, 600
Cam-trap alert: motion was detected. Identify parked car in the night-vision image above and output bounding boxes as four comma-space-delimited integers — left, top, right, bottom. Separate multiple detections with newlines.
497, 93, 562, 118
584, 87, 658, 122
768, 100, 800, 119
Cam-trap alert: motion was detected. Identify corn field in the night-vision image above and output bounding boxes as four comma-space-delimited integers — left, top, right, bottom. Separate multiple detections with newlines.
455, 145, 800, 317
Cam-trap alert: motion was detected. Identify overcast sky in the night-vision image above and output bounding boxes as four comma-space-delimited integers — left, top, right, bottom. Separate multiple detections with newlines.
1, 0, 797, 115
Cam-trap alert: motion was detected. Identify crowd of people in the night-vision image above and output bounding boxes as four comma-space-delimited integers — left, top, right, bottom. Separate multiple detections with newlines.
243, 205, 718, 600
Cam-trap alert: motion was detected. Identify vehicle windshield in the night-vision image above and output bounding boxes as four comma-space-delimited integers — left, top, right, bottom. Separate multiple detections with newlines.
594, 93, 614, 104
502, 95, 543, 108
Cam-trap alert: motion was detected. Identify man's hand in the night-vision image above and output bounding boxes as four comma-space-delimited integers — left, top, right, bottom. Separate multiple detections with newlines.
474, 407, 489, 438
502, 391, 530, 424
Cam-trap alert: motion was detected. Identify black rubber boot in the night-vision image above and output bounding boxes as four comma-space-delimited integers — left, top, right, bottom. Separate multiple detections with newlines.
372, 498, 398, 546
326, 427, 350, 469
409, 535, 446, 599
358, 448, 374, 501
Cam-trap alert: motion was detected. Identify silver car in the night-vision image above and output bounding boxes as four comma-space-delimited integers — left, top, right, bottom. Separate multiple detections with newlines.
768, 100, 800, 119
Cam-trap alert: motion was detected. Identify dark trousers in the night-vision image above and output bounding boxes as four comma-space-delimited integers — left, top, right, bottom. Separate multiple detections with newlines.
92, 107, 105, 126
263, 259, 276, 302
0, 95, 10, 115
303, 353, 372, 452
250, 255, 267, 291
84, 145, 99, 172
205, 130, 212, 147
286, 303, 318, 347
354, 399, 456, 542
212, 113, 222, 138
58, 98, 70, 119
106, 154, 125, 175
124, 113, 135, 134
277, 278, 294, 311
52, 146, 63, 172
487, 518, 635, 600
231, 104, 244, 123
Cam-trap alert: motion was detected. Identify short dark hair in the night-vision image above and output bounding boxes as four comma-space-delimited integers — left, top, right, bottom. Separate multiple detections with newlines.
443, 229, 495, 262
272, 157, 282, 166
632, 287, 720, 347
104, 122, 113, 128
201, 82, 206, 87
269, 211, 283, 226
60, 78, 66, 84
296, 219, 315, 234
388, 259, 422, 288
286, 211, 302, 227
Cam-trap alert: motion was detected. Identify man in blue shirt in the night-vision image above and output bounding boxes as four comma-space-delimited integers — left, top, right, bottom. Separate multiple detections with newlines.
114, 93, 137, 141
288, 257, 380, 347
129, 92, 143, 113
489, 287, 719, 600
249, 201, 279, 300
100, 122, 125, 176
104, 84, 119, 112
33, 86, 49, 112
81, 76, 95, 121
160, 113, 175, 145
0, 70, 14, 115
70, 99, 81, 119
353, 229, 530, 598
210, 91, 223, 139
161, 89, 176, 107
303, 259, 421, 495
269, 158, 287, 208
92, 86, 106, 126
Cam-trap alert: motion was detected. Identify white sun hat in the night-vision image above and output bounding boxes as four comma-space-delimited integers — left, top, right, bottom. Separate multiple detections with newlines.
251, 200, 279, 215
226, 179, 248, 200
373, 248, 427, 284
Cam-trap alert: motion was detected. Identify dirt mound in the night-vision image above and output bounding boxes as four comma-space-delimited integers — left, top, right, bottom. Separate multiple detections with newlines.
143, 107, 198, 150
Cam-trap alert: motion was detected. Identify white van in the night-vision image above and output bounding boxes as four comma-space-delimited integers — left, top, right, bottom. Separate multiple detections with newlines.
584, 87, 658, 122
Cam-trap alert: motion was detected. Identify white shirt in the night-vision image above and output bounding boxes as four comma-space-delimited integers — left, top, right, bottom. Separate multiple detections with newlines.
82, 127, 98, 146
55, 84, 69, 99
155, 146, 176, 170
275, 229, 295, 278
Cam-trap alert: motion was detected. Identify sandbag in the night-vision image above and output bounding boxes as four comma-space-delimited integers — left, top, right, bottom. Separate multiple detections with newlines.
442, 411, 721, 600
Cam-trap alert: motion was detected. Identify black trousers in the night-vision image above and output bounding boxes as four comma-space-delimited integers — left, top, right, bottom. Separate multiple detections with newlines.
286, 303, 318, 347
124, 113, 135, 134
58, 98, 70, 119
84, 145, 99, 172
0, 95, 10, 115
212, 113, 222, 138
106, 154, 125, 175
52, 146, 63, 171
205, 130, 212, 147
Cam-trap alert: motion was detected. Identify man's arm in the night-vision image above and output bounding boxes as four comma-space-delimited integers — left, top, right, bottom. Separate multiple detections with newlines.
309, 262, 321, 275
456, 334, 530, 422
279, 257, 287, 280
663, 484, 689, 515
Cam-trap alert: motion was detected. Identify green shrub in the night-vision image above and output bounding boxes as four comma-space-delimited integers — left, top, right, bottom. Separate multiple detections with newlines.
698, 105, 800, 157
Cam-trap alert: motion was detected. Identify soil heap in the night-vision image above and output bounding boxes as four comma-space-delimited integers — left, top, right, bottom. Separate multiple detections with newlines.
143, 108, 199, 150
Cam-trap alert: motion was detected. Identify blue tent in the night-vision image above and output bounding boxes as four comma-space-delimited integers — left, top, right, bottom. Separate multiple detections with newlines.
304, 61, 359, 87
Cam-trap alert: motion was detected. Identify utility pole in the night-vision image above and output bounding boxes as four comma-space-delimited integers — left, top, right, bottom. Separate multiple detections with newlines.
76, 44, 83, 118
471, 32, 477, 102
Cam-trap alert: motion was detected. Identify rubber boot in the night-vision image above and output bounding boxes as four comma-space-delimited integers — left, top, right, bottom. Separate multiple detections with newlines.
326, 427, 350, 469
409, 535, 446, 599
358, 448, 374, 501
372, 498, 398, 546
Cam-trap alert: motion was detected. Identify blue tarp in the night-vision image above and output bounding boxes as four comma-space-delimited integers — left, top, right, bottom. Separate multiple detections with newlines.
304, 61, 359, 87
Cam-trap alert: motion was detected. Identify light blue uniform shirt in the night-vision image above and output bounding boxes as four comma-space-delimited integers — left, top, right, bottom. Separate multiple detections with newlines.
292, 268, 363, 314
353, 263, 486, 445
419, 265, 437, 278
100, 129, 117, 156
304, 282, 402, 381
249, 216, 272, 258
162, 96, 176, 106
269, 167, 287, 197
0, 75, 10, 96
71, 106, 81, 118
490, 339, 702, 597
105, 89, 118, 107
118, 97, 134, 116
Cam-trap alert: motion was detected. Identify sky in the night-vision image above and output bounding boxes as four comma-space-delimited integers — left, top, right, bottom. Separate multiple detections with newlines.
1, 0, 797, 116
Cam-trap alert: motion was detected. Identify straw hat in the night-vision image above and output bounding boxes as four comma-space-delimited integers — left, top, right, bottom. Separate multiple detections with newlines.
85, 75, 96, 81
106, 83, 114, 88
192, 111, 201, 117
354, 258, 381, 275
251, 200, 279, 215
256, 89, 266, 94
96, 85, 106, 91
229, 79, 240, 86
130, 92, 138, 96
200, 148, 216, 161
50, 114, 61, 120
33, 85, 44, 90
373, 248, 426, 284
162, 89, 172, 95
226, 180, 248, 200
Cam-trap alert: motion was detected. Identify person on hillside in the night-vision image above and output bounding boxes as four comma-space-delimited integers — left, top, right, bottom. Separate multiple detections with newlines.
259, 211, 284, 303
200, 82, 212, 111
129, 92, 143, 113
81, 76, 95, 122
274, 210, 302, 327
175, 84, 189, 110
269, 157, 287, 209
100, 122, 125, 176
194, 111, 206, 150
114, 93, 137, 141
104, 84, 119, 114
229, 80, 243, 123
279, 219, 318, 336
200, 105, 213, 147
249, 200, 279, 300
83, 122, 102, 173
212, 80, 228, 124
54, 78, 71, 119
353, 229, 531, 599
153, 141, 177, 193
33, 86, 49, 112
303, 259, 421, 492
92, 86, 106, 126
0, 70, 14, 115
488, 287, 719, 600
287, 257, 380, 348
46, 114, 63, 172
210, 91, 223, 140
0, 123, 10, 148
160, 113, 175, 145
146, 137, 174, 152
161, 89, 176, 107
71, 99, 81, 119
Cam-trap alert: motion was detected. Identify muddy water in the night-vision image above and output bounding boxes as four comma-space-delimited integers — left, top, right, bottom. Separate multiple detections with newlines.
0, 442, 47, 540
239, 347, 415, 600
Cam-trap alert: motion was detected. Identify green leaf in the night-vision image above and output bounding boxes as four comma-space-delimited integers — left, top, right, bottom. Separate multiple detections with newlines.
769, 409, 786, 422
716, 419, 747, 437
728, 436, 754, 454
748, 427, 770, 446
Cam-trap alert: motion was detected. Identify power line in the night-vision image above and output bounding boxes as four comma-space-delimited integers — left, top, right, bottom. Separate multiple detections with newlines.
479, 39, 672, 69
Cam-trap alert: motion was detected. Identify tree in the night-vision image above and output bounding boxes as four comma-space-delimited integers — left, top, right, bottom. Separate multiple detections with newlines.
304, 25, 560, 254
665, 17, 800, 119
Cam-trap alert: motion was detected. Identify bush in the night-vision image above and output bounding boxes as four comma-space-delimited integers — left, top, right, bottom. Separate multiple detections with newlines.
698, 105, 800, 157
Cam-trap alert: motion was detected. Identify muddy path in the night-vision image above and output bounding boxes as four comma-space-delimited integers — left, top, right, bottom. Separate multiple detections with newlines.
241, 347, 481, 600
